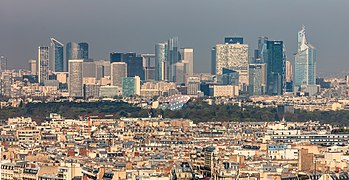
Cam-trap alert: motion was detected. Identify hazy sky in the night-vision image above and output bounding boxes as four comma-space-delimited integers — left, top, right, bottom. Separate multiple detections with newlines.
1, 0, 349, 75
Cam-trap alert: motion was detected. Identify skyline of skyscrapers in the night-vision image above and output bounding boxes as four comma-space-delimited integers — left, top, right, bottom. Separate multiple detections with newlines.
20, 27, 318, 98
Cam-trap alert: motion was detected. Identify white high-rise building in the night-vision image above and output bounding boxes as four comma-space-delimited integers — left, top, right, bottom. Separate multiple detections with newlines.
68, 60, 83, 97
215, 43, 249, 87
294, 25, 316, 86
155, 42, 167, 81
180, 48, 194, 76
111, 62, 127, 87
38, 46, 50, 84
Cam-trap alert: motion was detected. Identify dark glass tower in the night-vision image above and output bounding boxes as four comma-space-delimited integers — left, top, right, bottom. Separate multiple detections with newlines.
265, 40, 286, 95
78, 42, 89, 60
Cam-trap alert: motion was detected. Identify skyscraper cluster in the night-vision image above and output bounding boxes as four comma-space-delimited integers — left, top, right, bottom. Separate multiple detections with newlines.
25, 37, 195, 99
16, 26, 316, 99
211, 26, 316, 96
155, 37, 194, 84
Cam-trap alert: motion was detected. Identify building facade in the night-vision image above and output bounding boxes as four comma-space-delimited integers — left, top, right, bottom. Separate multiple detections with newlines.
38, 46, 50, 84
68, 60, 83, 97
215, 41, 249, 88
111, 62, 127, 87
122, 76, 140, 97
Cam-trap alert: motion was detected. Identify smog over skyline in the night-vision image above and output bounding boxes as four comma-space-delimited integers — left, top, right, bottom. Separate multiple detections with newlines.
1, 0, 349, 75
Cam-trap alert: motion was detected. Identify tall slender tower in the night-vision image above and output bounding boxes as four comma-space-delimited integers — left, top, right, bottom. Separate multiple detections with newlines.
265, 40, 286, 95
294, 26, 316, 86
68, 59, 83, 97
155, 42, 167, 81
167, 37, 180, 81
38, 46, 50, 84
50, 38, 64, 72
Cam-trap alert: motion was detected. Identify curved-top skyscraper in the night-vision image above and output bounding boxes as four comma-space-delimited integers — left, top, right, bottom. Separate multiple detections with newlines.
294, 26, 316, 87
50, 38, 64, 72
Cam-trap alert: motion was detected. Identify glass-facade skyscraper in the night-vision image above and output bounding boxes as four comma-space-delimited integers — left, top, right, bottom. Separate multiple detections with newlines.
265, 40, 286, 95
50, 38, 64, 72
167, 37, 180, 82
155, 42, 167, 81
78, 42, 89, 60
66, 42, 89, 72
294, 26, 316, 87
66, 42, 79, 72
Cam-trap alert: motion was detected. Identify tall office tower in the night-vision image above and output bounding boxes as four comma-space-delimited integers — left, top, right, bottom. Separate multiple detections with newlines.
254, 37, 268, 64
167, 37, 180, 81
122, 76, 140, 97
109, 52, 144, 80
294, 26, 316, 86
78, 42, 89, 60
123, 53, 144, 80
38, 46, 50, 84
265, 40, 286, 95
155, 42, 167, 81
66, 42, 79, 71
50, 38, 64, 72
248, 64, 266, 95
0, 56, 8, 72
174, 62, 185, 84
215, 38, 249, 88
111, 62, 127, 87
1, 72, 12, 97
28, 59, 37, 75
68, 60, 83, 97
180, 48, 194, 76
142, 54, 156, 81
211, 47, 216, 75
286, 60, 293, 82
